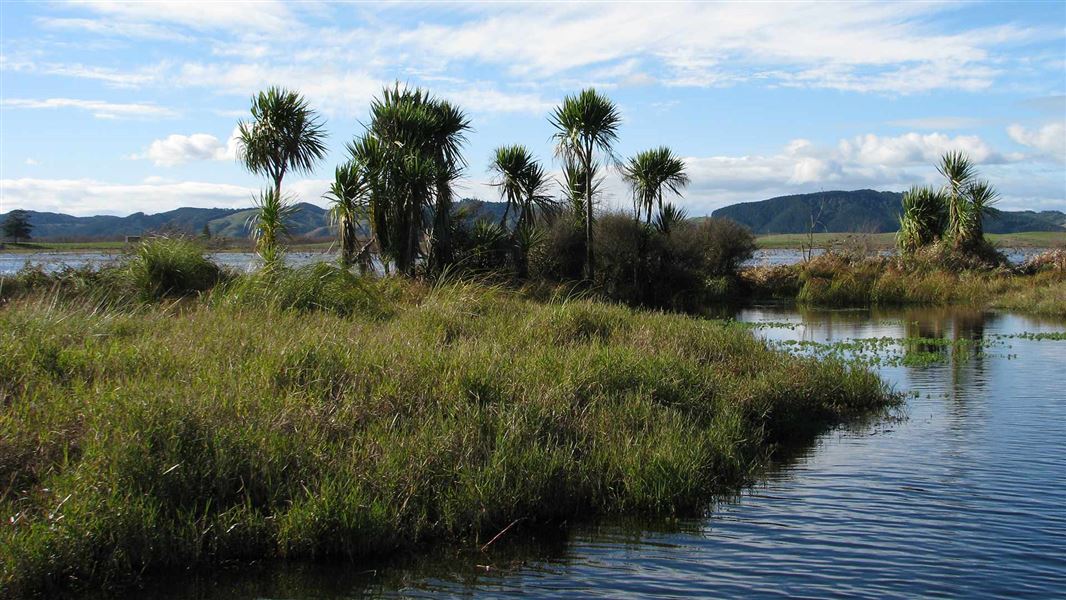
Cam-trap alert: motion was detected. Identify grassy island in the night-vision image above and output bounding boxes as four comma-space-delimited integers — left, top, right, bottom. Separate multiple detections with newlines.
0, 263, 894, 597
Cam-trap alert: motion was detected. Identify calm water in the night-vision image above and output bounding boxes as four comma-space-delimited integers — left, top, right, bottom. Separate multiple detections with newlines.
0, 250, 338, 275
0, 247, 1053, 275
126, 306, 1066, 599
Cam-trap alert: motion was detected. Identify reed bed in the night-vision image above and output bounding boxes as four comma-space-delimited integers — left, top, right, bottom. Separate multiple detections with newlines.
743, 250, 1066, 316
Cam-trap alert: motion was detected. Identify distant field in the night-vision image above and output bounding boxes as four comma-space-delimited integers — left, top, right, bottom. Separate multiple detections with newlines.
756, 231, 1066, 249
986, 232, 1066, 247
3, 232, 1063, 253
0, 241, 128, 252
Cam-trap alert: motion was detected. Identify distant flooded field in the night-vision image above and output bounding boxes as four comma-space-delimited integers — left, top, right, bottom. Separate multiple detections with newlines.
0, 247, 1054, 275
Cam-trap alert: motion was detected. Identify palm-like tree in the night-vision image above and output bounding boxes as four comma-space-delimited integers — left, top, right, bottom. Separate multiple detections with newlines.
559, 155, 602, 229
490, 145, 556, 277
490, 145, 555, 229
654, 202, 689, 235
897, 185, 947, 254
324, 161, 366, 269
236, 87, 328, 201
962, 180, 999, 246
347, 84, 469, 276
491, 145, 531, 228
622, 146, 689, 225
236, 87, 327, 269
247, 188, 296, 268
550, 89, 621, 280
898, 153, 999, 255
936, 151, 976, 246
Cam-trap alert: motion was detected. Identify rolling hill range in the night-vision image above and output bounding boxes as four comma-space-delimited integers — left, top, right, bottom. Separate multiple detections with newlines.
711, 190, 1066, 234
4, 191, 1063, 240
3, 200, 509, 241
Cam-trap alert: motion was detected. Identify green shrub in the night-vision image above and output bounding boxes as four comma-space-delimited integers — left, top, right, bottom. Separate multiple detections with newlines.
590, 213, 756, 309
678, 217, 757, 276
530, 216, 586, 281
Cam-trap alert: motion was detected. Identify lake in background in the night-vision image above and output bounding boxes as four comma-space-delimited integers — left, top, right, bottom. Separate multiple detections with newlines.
0, 247, 1055, 275
121, 305, 1065, 599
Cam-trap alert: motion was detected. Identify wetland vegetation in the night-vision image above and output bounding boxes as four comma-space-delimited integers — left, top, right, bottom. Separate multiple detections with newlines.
1, 84, 1061, 598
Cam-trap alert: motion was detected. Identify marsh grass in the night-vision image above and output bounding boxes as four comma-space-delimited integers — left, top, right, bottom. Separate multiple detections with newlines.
0, 274, 893, 597
743, 251, 1066, 316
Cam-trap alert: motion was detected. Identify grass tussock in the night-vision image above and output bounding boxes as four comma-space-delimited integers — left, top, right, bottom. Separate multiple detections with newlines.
125, 237, 229, 301
0, 275, 893, 597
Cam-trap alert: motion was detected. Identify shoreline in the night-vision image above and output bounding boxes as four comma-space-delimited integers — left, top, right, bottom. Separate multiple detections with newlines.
2, 231, 1063, 254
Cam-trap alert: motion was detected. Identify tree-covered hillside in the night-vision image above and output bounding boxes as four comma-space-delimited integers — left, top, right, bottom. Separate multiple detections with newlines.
3, 200, 509, 241
711, 190, 1066, 234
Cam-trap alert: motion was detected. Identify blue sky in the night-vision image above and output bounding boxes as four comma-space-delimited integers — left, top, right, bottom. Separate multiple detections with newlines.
2, 1, 1064, 217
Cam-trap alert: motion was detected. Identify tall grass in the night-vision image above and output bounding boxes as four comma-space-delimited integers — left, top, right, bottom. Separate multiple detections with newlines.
0, 277, 893, 597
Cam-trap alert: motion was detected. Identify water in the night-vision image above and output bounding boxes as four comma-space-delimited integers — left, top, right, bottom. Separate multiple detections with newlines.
0, 250, 335, 276
1, 247, 1054, 275
745, 247, 1048, 267
127, 306, 1066, 599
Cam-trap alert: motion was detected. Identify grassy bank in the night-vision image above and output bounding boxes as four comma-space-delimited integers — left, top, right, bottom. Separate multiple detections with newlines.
0, 266, 893, 597
744, 250, 1066, 315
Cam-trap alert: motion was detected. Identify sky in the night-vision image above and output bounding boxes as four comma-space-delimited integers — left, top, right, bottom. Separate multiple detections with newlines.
1, 0, 1065, 218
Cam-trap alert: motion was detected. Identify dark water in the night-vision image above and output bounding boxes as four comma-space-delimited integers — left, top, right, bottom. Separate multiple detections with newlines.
1, 247, 1053, 275
127, 306, 1066, 599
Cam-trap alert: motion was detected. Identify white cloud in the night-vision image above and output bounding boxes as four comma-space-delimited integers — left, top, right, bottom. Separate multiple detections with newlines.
173, 63, 383, 116
888, 117, 986, 130
4, 60, 168, 87
385, 3, 1043, 93
1007, 122, 1066, 161
25, 158, 40, 166
837, 132, 1005, 167
1, 98, 177, 119
36, 17, 192, 41
23, 1, 1057, 106
676, 131, 1037, 213
134, 128, 241, 167
71, 1, 295, 34
0, 176, 327, 216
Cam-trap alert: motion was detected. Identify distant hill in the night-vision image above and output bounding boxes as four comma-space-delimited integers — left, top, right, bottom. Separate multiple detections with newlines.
8, 192, 1062, 240
711, 190, 1066, 234
3, 199, 509, 241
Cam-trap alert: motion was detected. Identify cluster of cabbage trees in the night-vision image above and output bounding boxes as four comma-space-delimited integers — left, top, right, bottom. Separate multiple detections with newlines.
235, 84, 696, 280
898, 151, 998, 254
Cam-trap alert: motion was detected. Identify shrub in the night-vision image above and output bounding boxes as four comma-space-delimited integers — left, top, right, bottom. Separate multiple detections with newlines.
530, 216, 585, 281
451, 219, 514, 275
678, 217, 756, 276
125, 237, 225, 301
898, 239, 1006, 272
590, 213, 755, 309
1019, 249, 1066, 275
